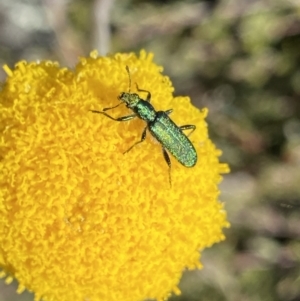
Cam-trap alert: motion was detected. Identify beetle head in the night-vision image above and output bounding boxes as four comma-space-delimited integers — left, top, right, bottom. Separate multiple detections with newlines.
119, 92, 139, 108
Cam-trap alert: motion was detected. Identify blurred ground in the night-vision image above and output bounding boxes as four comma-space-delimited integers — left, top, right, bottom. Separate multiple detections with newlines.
0, 0, 300, 301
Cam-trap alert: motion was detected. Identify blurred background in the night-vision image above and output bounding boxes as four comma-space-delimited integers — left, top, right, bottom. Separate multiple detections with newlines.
1, 0, 300, 300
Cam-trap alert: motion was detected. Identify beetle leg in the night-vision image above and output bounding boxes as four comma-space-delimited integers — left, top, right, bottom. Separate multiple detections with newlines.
135, 83, 152, 103
123, 126, 147, 154
102, 102, 124, 111
162, 147, 172, 187
180, 124, 196, 136
165, 109, 173, 115
90, 110, 136, 122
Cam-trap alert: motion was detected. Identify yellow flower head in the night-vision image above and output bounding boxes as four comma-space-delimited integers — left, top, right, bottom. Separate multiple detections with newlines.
0, 50, 229, 301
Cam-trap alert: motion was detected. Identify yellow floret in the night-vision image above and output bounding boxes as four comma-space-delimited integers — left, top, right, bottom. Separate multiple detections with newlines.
0, 50, 229, 301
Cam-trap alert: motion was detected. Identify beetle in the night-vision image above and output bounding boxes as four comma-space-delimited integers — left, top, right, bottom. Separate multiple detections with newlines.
90, 66, 197, 186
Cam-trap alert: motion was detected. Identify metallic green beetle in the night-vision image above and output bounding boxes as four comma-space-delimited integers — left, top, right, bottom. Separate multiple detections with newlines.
91, 66, 197, 185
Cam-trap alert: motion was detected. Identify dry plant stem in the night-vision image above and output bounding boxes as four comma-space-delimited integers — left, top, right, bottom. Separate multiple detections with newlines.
43, 0, 83, 66
92, 0, 115, 55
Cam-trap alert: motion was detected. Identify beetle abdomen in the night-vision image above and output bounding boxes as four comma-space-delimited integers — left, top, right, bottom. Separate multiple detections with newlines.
149, 112, 197, 167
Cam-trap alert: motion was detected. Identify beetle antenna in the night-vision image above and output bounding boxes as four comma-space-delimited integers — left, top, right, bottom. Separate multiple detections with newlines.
125, 65, 132, 93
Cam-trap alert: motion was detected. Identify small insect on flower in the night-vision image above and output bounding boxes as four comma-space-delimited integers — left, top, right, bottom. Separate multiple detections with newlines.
90, 66, 197, 186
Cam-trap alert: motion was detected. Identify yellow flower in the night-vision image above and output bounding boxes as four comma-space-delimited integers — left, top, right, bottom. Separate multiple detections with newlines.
0, 50, 229, 301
